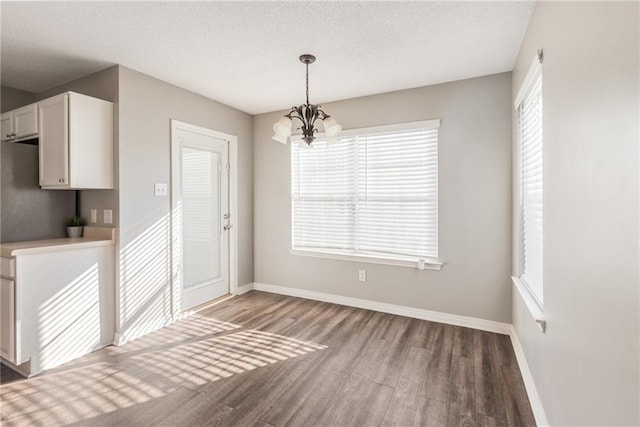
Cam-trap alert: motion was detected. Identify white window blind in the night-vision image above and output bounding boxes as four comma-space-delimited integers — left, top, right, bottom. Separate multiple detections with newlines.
518, 73, 543, 305
292, 121, 439, 261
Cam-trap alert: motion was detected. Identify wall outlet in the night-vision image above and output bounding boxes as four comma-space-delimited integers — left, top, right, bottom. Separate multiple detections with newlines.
90, 209, 97, 223
103, 209, 113, 224
154, 183, 168, 197
358, 269, 366, 282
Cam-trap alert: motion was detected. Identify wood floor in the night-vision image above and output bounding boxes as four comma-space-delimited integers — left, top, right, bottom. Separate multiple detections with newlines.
0, 291, 535, 426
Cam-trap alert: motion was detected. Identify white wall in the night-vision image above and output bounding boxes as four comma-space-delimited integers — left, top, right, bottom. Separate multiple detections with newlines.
254, 72, 513, 323
117, 66, 253, 342
511, 2, 639, 425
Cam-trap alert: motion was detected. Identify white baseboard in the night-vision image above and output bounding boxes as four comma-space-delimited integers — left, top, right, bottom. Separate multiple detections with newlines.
236, 283, 254, 295
509, 328, 549, 426
1, 357, 32, 378
250, 282, 511, 335
113, 332, 124, 346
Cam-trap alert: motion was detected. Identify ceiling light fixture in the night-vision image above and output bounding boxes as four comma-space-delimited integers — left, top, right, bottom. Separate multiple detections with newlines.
272, 54, 342, 146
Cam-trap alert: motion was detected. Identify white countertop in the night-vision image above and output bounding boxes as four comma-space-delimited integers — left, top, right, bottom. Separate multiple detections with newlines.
1, 227, 115, 257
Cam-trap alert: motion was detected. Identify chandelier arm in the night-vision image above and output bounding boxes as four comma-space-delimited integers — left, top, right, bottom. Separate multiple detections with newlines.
315, 108, 329, 121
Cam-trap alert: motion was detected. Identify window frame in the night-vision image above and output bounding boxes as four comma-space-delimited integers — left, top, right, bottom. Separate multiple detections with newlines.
289, 120, 442, 271
513, 51, 545, 325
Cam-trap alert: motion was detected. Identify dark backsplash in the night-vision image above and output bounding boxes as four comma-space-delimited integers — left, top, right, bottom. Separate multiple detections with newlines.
1, 141, 76, 242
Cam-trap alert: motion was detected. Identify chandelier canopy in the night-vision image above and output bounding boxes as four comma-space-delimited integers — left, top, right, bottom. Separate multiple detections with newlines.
272, 54, 342, 146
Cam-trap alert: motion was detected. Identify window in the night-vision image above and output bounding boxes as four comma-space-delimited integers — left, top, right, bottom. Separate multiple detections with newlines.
291, 120, 440, 269
516, 55, 543, 306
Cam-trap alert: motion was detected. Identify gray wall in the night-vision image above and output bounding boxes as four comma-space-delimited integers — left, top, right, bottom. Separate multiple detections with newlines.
36, 66, 119, 228
1, 85, 35, 112
511, 2, 639, 425
117, 66, 254, 342
1, 85, 76, 242
254, 72, 513, 323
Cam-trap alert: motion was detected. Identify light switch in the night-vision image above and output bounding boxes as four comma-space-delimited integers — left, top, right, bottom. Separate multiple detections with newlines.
91, 209, 97, 223
104, 209, 113, 224
154, 183, 168, 197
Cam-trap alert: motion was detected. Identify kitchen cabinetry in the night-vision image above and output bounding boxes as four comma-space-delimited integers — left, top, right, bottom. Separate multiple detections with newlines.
0, 256, 19, 365
1, 104, 38, 142
0, 227, 115, 377
39, 92, 113, 189
0, 277, 16, 362
1, 112, 13, 141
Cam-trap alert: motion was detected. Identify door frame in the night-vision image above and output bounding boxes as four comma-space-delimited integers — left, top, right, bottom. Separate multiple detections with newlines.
170, 119, 239, 316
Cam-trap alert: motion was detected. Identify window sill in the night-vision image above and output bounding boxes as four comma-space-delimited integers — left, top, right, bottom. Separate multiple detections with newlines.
289, 248, 443, 271
511, 276, 546, 333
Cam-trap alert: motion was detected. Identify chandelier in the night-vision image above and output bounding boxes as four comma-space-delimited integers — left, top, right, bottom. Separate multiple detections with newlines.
272, 54, 342, 146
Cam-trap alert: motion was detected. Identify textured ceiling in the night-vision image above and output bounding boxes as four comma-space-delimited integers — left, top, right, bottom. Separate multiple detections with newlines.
1, 1, 535, 114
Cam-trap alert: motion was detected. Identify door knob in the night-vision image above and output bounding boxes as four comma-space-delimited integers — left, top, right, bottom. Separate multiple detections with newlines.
223, 224, 233, 230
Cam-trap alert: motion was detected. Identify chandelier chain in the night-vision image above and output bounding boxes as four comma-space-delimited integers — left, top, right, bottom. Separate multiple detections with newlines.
305, 62, 310, 105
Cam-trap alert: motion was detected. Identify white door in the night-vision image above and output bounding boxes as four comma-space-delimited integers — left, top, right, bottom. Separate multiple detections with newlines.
173, 125, 230, 311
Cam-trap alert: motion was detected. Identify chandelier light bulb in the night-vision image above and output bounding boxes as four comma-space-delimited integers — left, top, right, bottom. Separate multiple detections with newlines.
271, 133, 289, 145
323, 116, 342, 136
273, 116, 292, 135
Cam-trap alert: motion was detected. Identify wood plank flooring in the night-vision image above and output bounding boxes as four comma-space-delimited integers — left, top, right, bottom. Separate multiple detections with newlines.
0, 291, 536, 426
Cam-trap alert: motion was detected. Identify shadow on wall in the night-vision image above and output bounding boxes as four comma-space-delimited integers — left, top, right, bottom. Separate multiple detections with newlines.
37, 264, 101, 371
118, 201, 205, 343
119, 213, 173, 343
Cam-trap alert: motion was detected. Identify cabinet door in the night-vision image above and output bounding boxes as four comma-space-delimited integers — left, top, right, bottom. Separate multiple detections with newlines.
13, 104, 38, 139
1, 112, 14, 141
0, 278, 15, 363
39, 94, 69, 187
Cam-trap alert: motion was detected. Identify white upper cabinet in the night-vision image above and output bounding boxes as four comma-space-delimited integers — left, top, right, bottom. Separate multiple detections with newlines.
1, 104, 38, 142
0, 112, 13, 141
13, 104, 39, 139
38, 92, 114, 189
38, 94, 69, 187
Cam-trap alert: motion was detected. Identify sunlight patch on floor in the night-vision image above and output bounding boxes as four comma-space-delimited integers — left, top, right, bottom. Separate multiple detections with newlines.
1, 313, 326, 426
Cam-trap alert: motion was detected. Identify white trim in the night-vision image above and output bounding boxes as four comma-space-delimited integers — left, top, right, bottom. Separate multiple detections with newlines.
1, 357, 32, 378
250, 282, 511, 335
511, 276, 546, 333
289, 248, 442, 271
236, 283, 254, 295
113, 332, 124, 346
170, 119, 239, 313
515, 51, 543, 108
290, 118, 441, 143
229, 137, 239, 297
509, 328, 549, 426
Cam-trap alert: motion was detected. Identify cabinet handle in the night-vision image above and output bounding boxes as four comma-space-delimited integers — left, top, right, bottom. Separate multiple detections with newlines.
10, 132, 16, 137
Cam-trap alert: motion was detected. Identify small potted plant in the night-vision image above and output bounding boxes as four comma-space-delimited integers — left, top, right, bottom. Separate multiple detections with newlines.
66, 216, 87, 238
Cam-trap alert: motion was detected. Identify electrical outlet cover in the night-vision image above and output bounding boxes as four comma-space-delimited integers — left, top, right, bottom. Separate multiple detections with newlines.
154, 183, 168, 196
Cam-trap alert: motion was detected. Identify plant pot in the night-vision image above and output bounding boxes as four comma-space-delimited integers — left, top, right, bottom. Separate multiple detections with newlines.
66, 226, 84, 238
